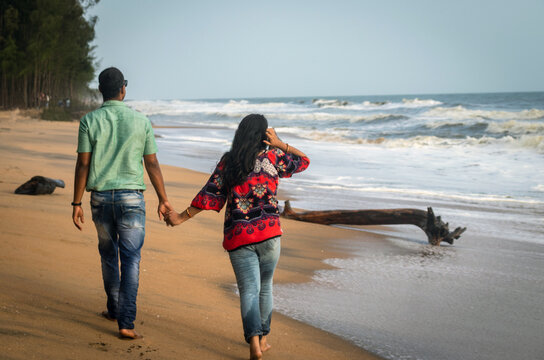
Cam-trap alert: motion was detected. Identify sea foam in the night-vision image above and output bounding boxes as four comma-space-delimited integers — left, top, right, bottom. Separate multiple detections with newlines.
486, 120, 544, 135
422, 106, 544, 121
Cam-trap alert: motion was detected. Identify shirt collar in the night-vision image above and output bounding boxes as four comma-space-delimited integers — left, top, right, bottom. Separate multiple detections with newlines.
101, 100, 126, 107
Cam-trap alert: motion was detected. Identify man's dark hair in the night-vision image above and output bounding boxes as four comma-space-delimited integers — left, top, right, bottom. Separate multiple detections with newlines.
98, 67, 125, 100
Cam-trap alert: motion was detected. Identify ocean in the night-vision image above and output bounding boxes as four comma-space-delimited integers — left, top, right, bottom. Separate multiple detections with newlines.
127, 92, 544, 359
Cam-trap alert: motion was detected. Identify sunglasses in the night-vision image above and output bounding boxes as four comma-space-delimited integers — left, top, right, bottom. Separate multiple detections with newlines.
123, 80, 128, 87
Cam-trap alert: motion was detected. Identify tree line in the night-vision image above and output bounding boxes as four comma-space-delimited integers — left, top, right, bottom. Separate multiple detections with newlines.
0, 0, 99, 109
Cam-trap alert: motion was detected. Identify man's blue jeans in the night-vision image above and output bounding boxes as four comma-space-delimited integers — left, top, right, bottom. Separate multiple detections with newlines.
90, 190, 145, 330
228, 237, 281, 343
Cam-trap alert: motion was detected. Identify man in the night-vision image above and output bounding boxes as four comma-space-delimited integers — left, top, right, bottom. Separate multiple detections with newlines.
72, 67, 171, 339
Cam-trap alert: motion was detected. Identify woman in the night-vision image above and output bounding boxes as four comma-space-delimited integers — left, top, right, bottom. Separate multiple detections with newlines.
165, 114, 309, 360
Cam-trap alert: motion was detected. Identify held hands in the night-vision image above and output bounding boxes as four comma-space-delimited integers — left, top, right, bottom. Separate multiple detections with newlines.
164, 206, 199, 227
158, 200, 174, 221
72, 199, 183, 230
158, 200, 185, 227
164, 209, 187, 227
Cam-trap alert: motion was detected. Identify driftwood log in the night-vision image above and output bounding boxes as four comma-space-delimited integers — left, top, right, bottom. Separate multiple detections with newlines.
281, 200, 466, 245
15, 176, 65, 195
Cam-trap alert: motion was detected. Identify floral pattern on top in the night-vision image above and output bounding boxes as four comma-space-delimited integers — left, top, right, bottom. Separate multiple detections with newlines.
235, 197, 253, 214
212, 173, 223, 190
267, 194, 278, 208
252, 184, 267, 198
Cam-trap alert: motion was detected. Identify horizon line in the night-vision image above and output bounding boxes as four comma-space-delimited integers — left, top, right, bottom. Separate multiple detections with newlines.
124, 90, 544, 102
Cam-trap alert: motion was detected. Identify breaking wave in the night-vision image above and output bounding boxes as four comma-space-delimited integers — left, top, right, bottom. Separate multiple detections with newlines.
424, 119, 544, 136
272, 112, 407, 123
533, 184, 544, 192
299, 129, 544, 151
380, 134, 544, 151
303, 183, 544, 206
129, 99, 413, 124
127, 99, 305, 117
312, 98, 443, 110
422, 106, 544, 121
486, 120, 544, 135
312, 99, 349, 107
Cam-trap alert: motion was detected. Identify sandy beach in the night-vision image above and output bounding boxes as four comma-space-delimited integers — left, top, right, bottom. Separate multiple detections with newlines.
0, 110, 383, 360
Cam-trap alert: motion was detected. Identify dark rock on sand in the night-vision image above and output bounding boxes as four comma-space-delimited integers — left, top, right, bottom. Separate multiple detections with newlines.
15, 176, 65, 195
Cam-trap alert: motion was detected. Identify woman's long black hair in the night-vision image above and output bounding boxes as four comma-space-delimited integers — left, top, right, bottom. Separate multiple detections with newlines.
221, 114, 268, 190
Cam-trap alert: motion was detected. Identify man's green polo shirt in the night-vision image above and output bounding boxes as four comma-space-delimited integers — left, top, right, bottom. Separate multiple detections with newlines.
77, 100, 158, 191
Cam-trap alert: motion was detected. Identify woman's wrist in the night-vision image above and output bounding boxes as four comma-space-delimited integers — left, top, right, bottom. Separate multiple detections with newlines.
274, 141, 287, 152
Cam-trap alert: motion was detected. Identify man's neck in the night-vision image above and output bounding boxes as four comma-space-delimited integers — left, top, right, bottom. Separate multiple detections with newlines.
104, 97, 123, 103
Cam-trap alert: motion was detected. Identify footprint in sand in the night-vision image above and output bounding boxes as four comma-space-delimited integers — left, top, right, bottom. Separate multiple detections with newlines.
88, 341, 110, 352
127, 344, 158, 358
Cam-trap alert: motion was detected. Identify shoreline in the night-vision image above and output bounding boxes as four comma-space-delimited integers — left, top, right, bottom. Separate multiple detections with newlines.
0, 110, 383, 359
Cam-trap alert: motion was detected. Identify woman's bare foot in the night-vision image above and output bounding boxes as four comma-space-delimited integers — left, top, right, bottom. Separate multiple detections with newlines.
249, 336, 262, 360
119, 328, 143, 340
260, 336, 271, 352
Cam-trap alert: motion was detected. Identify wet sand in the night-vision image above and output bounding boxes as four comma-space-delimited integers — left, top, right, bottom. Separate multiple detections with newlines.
0, 110, 383, 359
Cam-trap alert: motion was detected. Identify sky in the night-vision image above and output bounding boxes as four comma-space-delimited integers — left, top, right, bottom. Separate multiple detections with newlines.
88, 0, 544, 100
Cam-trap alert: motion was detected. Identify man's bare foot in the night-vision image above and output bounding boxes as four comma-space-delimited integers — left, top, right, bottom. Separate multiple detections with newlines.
260, 336, 271, 352
119, 329, 143, 340
249, 336, 262, 360
101, 311, 116, 321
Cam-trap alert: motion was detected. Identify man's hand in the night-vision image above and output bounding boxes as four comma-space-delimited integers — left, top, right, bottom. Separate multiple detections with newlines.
144, 154, 172, 222
72, 206, 85, 230
158, 200, 173, 221
73, 152, 90, 231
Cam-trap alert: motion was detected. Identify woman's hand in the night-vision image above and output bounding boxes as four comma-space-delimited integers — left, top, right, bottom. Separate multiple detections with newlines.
264, 128, 285, 149
265, 128, 307, 158
164, 209, 186, 227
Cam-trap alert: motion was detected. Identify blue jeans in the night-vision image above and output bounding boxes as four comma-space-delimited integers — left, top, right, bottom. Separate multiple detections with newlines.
229, 237, 281, 343
90, 190, 145, 330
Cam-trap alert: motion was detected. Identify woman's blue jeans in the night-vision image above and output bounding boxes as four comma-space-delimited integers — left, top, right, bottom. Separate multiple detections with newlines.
90, 190, 145, 330
229, 237, 281, 343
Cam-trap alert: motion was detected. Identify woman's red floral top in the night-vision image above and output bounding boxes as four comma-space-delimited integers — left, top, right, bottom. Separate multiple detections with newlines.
191, 148, 310, 251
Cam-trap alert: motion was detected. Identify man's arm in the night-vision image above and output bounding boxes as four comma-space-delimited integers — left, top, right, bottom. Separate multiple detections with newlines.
72, 152, 91, 230
143, 153, 172, 220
